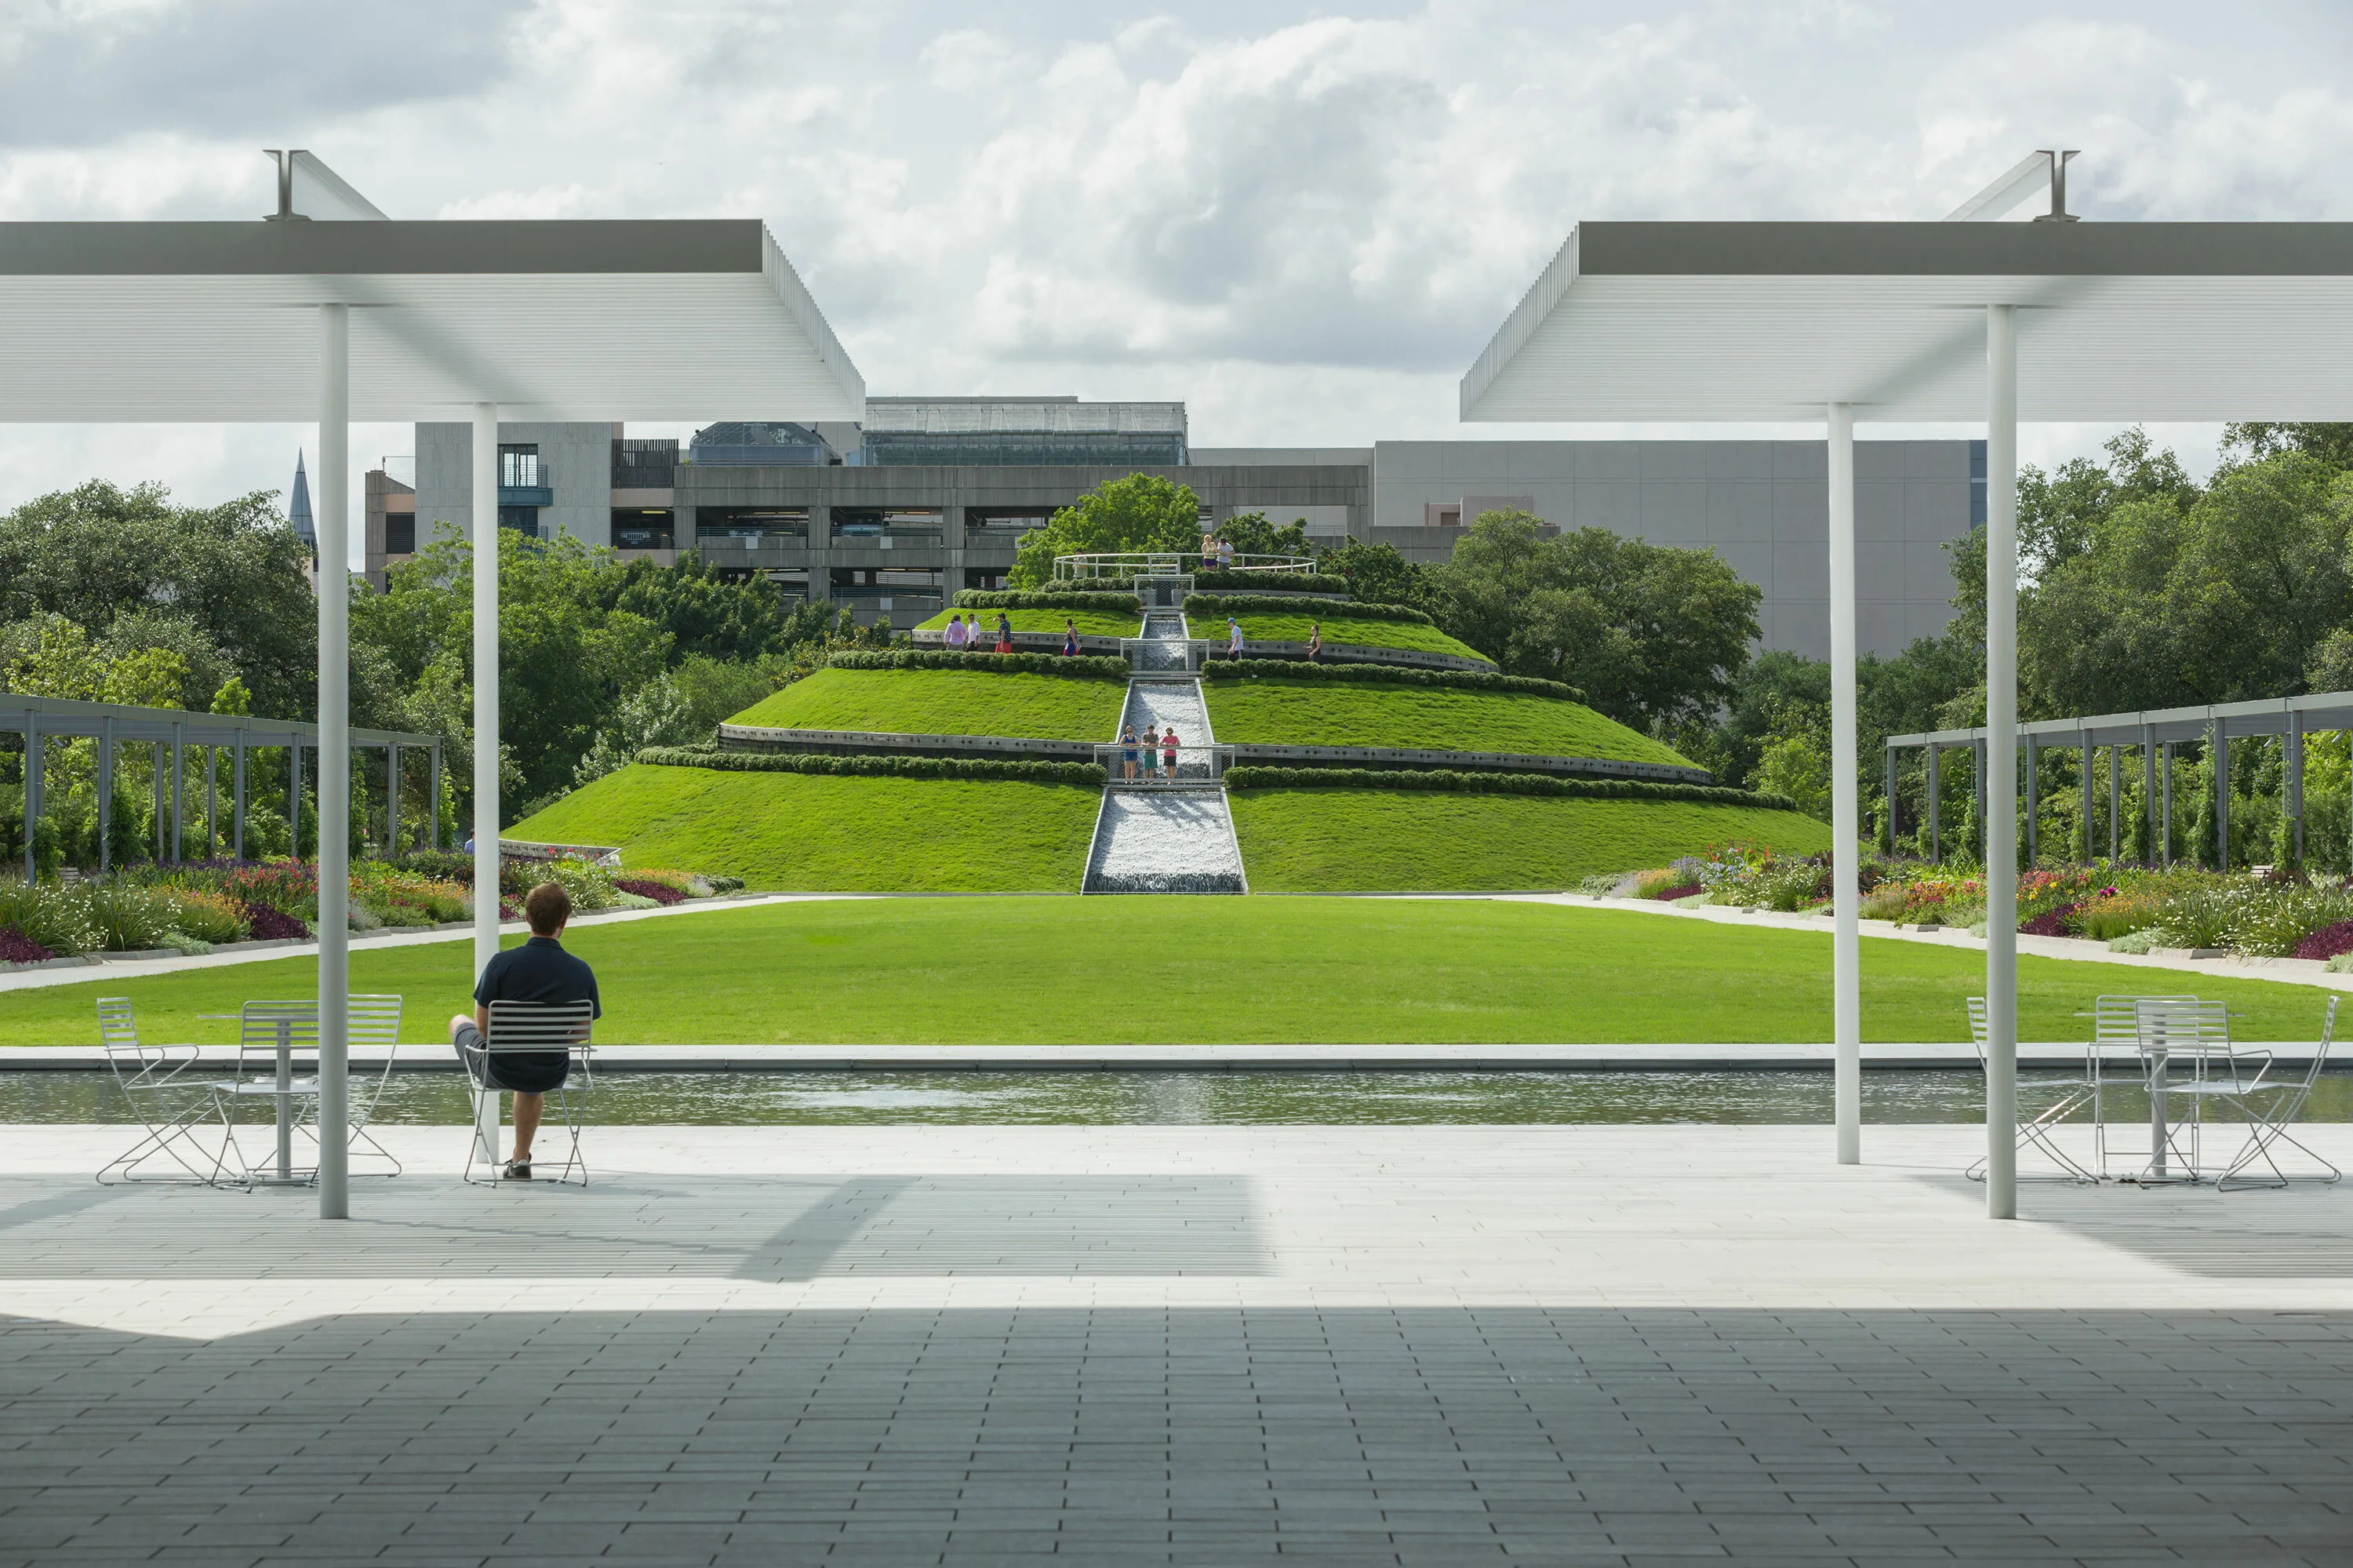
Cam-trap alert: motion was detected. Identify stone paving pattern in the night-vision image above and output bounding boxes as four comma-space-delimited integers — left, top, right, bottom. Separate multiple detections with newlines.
0, 1124, 2348, 1565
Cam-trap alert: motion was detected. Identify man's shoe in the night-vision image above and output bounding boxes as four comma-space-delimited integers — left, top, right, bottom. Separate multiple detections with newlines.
500, 1159, 533, 1181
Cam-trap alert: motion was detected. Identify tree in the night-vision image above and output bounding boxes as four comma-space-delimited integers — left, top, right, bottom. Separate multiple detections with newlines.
1008, 474, 1203, 588
1426, 511, 1761, 732
2223, 422, 2353, 470
1752, 701, 1833, 821
1210, 511, 1309, 558
1317, 540, 1429, 609
1673, 649, 1829, 791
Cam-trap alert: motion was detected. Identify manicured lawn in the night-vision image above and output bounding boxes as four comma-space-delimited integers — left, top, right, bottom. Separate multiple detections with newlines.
728, 667, 1126, 740
506, 766, 1100, 890
1231, 613, 1491, 664
1230, 788, 1831, 888
8, 897, 2340, 1046
1205, 678, 1696, 767
916, 607, 1139, 638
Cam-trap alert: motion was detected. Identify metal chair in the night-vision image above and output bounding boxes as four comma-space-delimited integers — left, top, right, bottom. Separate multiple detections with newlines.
94, 998, 242, 1186
2089, 994, 2198, 1176
2195, 996, 2342, 1191
1966, 996, 2098, 1182
2129, 997, 2238, 1181
225, 997, 407, 1182
463, 999, 596, 1187
340, 995, 406, 1176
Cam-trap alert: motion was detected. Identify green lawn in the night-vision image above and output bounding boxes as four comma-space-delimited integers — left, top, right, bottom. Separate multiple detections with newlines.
1231, 789, 1831, 888
1231, 613, 1490, 664
9, 897, 2340, 1046
506, 766, 1100, 890
727, 667, 1126, 740
1205, 678, 1695, 766
916, 607, 1139, 638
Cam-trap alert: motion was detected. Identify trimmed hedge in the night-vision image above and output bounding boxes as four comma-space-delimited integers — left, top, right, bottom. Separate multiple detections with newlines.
1224, 765, 1794, 811
827, 649, 1130, 680
952, 590, 1142, 614
1189, 569, 1353, 596
1202, 657, 1583, 702
638, 747, 1104, 786
1184, 593, 1433, 625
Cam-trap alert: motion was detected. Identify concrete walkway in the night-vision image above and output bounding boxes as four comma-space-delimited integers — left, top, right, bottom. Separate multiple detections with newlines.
0, 1123, 2347, 1564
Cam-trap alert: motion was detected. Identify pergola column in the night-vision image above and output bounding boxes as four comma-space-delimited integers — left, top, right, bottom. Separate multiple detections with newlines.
169, 721, 183, 864
22, 715, 39, 880
387, 742, 400, 857
2211, 720, 2230, 871
96, 718, 114, 875
316, 303, 351, 1221
2161, 742, 2173, 867
427, 744, 442, 853
1983, 302, 2020, 1222
2078, 731, 2092, 864
471, 401, 503, 1172
233, 731, 246, 862
1973, 741, 1986, 861
289, 739, 303, 855
1926, 743, 1941, 864
2140, 727, 2156, 865
1826, 402, 1860, 1166
2288, 715, 2305, 865
2024, 738, 2038, 864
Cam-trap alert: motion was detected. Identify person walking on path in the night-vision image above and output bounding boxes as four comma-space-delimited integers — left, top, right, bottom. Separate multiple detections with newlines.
1121, 724, 1139, 782
944, 613, 969, 650
449, 882, 599, 1181
1162, 726, 1180, 777
1227, 617, 1244, 660
995, 612, 1015, 654
1140, 723, 1160, 779
1307, 623, 1322, 660
1062, 617, 1079, 657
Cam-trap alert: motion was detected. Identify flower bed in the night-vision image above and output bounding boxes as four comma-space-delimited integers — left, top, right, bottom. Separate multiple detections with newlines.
0, 928, 56, 965
616, 878, 686, 906
2292, 919, 2353, 962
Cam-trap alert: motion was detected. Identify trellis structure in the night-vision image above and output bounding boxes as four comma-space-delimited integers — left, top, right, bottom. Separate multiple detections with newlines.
1887, 690, 2353, 871
1, 692, 442, 877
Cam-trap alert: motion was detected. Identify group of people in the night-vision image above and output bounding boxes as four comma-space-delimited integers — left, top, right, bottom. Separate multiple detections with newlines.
940, 611, 1017, 653
1118, 722, 1184, 780
1200, 533, 1235, 572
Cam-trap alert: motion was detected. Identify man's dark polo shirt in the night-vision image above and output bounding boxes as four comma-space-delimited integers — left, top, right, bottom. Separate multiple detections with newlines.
473, 936, 601, 1090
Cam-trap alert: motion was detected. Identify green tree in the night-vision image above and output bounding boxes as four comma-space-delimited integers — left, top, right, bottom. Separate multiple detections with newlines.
1008, 474, 1204, 588
1317, 540, 1429, 609
1210, 511, 1310, 558
1426, 511, 1761, 732
1752, 701, 1833, 822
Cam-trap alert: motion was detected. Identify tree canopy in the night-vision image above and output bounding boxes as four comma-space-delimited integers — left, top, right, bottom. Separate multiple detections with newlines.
1008, 473, 1204, 588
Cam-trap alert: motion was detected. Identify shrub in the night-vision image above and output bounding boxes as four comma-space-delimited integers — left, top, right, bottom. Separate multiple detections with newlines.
2019, 902, 2080, 937
538, 855, 619, 913
1188, 569, 1354, 596
2068, 887, 2165, 941
84, 884, 176, 952
0, 928, 57, 964
1629, 868, 1683, 899
616, 877, 686, 905
824, 649, 1130, 680
242, 902, 309, 940
165, 888, 249, 944
1573, 872, 1623, 896
1186, 593, 1434, 625
951, 590, 1142, 614
2155, 885, 2235, 949
707, 875, 746, 894
2292, 919, 2353, 962
1201, 658, 1584, 703
640, 747, 1104, 787
1221, 766, 1791, 810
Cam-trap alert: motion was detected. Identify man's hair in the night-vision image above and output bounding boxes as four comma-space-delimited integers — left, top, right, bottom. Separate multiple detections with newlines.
523, 882, 571, 935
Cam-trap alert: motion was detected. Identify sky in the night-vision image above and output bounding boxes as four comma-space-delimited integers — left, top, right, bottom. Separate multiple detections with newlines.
3, 0, 2351, 529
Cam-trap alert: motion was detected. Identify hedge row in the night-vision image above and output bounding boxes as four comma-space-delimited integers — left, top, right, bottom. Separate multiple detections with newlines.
951, 590, 1141, 613
1202, 657, 1577, 701
638, 747, 1104, 785
1224, 766, 1793, 810
826, 649, 1130, 680
1184, 593, 1433, 626
1188, 569, 1353, 596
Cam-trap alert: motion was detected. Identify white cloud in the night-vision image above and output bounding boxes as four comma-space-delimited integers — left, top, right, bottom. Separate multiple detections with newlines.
0, 0, 2348, 511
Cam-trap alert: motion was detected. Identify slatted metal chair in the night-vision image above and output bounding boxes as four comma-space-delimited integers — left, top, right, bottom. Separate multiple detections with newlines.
225, 996, 408, 1182
95, 998, 242, 1187
463, 998, 596, 1187
2129, 997, 2238, 1181
2089, 994, 2198, 1176
2191, 996, 2341, 1191
1966, 996, 2098, 1182
340, 995, 407, 1176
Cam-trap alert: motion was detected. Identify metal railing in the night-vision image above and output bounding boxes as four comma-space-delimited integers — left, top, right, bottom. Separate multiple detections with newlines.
1056, 551, 1317, 581
831, 523, 946, 543
1096, 742, 1233, 788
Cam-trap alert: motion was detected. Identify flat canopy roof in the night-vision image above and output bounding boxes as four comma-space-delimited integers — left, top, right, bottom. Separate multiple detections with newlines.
1, 691, 437, 750
0, 219, 865, 422
1461, 221, 2353, 422
1887, 691, 2353, 752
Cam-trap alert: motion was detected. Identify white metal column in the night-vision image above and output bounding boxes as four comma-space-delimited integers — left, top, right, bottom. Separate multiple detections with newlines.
471, 402, 502, 1169
317, 304, 351, 1221
1827, 402, 1860, 1165
1984, 304, 2020, 1221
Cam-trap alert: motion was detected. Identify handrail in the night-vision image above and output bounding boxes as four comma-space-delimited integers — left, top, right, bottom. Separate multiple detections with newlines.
1053, 551, 1315, 580
1094, 742, 1234, 787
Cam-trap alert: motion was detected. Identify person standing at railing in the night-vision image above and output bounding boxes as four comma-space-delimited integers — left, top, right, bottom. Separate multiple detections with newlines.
1202, 532, 1217, 573
995, 612, 1014, 654
1121, 724, 1140, 782
1140, 723, 1159, 780
944, 613, 969, 650
1218, 538, 1235, 570
1062, 617, 1079, 657
1162, 727, 1180, 777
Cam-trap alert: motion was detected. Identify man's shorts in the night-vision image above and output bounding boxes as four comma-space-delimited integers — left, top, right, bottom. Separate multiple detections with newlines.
451, 1020, 571, 1094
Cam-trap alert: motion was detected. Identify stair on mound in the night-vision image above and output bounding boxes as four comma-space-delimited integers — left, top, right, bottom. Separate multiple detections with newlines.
1084, 604, 1246, 893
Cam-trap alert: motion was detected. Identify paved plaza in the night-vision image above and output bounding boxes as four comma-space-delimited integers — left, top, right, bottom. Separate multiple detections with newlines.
1, 1123, 2349, 1564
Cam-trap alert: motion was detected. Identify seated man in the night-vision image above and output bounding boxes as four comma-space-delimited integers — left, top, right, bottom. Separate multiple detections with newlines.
449, 882, 601, 1179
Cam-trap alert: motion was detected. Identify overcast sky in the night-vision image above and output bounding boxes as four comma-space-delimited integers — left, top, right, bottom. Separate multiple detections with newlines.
3, 0, 2350, 524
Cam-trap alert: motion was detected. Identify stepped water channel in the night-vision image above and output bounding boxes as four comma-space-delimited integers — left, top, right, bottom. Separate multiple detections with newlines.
1082, 591, 1249, 893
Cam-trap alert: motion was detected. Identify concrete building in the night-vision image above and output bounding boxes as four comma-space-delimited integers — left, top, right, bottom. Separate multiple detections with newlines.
398, 399, 1980, 659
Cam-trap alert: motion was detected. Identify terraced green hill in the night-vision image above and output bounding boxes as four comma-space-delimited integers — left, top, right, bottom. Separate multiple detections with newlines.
1203, 677, 1692, 767
916, 606, 1139, 638
511, 765, 1097, 890
728, 667, 1123, 740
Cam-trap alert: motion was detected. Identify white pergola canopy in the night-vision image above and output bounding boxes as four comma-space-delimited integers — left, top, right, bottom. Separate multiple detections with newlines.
1459, 215, 2353, 1221
1463, 221, 2353, 422
0, 219, 864, 421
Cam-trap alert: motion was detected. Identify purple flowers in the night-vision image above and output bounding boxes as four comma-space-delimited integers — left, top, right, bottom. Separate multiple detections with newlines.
2292, 920, 2353, 962
0, 929, 58, 965
240, 903, 309, 941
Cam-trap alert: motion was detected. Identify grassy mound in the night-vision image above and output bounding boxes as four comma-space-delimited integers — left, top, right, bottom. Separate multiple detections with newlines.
918, 606, 1139, 638
728, 667, 1124, 740
1227, 612, 1490, 664
10, 895, 2336, 1046
507, 765, 1099, 890
1204, 678, 1693, 767
1230, 789, 1832, 890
